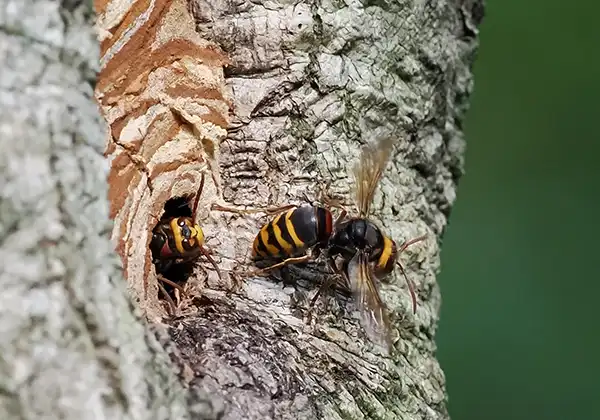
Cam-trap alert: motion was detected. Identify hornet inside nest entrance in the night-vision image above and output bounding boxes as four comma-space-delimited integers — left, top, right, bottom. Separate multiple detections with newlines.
149, 172, 222, 312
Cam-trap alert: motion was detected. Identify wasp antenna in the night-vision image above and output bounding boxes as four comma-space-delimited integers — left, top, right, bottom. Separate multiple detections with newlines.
191, 171, 206, 220
397, 234, 427, 254
396, 261, 417, 315
211, 203, 295, 216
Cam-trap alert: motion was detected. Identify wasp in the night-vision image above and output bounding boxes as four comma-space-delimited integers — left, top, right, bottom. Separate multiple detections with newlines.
246, 137, 426, 352
250, 205, 334, 271
325, 136, 426, 351
150, 171, 222, 309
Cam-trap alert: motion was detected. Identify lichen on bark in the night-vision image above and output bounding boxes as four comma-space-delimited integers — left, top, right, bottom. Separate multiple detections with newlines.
1, 0, 484, 418
163, 0, 483, 419
0, 1, 193, 418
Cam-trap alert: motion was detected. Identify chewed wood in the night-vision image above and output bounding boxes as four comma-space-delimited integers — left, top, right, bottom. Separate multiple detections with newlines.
94, 0, 231, 319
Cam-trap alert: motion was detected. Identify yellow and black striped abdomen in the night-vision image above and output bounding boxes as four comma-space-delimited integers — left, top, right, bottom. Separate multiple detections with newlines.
374, 235, 398, 278
252, 206, 321, 259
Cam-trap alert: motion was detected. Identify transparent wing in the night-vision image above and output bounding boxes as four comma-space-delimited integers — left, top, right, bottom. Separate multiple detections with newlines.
346, 252, 393, 353
353, 136, 396, 217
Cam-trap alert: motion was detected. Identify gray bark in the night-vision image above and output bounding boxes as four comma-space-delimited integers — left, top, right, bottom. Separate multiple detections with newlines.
175, 0, 482, 419
0, 0, 483, 419
0, 1, 195, 419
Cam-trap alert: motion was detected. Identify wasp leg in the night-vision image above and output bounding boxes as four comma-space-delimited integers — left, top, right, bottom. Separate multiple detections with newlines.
157, 280, 178, 316
311, 186, 349, 226
211, 203, 295, 216
280, 266, 294, 287
227, 267, 247, 294
305, 257, 345, 324
157, 274, 187, 297
310, 244, 323, 260
300, 185, 348, 215
198, 245, 223, 280
244, 255, 311, 278
322, 196, 348, 213
317, 183, 349, 212
309, 257, 342, 309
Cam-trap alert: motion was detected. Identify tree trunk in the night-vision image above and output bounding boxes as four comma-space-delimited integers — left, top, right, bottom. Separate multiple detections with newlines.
0, 1, 192, 419
1, 0, 483, 419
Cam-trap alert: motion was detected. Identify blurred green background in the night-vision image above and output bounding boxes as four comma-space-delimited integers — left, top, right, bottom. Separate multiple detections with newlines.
436, 1, 599, 419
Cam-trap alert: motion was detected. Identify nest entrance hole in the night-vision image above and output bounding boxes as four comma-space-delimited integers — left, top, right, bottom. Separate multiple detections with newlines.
161, 196, 193, 220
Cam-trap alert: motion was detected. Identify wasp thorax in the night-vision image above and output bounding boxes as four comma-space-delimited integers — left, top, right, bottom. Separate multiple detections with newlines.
352, 219, 383, 250
333, 219, 384, 253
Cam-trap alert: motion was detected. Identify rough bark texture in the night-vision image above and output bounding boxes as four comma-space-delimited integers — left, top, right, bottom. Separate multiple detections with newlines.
1, 0, 483, 418
0, 1, 194, 419
166, 0, 482, 419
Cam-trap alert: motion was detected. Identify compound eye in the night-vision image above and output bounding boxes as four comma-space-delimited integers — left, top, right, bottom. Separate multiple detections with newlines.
181, 224, 192, 238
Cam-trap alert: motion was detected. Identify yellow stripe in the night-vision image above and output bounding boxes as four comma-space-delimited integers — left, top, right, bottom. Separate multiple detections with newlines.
260, 224, 280, 256
252, 236, 264, 257
285, 209, 304, 248
191, 224, 204, 246
170, 218, 185, 254
378, 236, 394, 270
272, 213, 294, 254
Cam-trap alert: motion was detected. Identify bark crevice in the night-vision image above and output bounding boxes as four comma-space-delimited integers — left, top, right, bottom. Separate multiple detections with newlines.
1, 0, 483, 418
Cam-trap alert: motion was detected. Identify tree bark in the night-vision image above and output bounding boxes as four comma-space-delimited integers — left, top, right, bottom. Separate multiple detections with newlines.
1, 0, 483, 419
0, 1, 194, 419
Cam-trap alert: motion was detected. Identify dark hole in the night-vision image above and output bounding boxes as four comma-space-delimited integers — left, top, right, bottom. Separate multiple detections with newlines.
151, 195, 196, 300
158, 261, 196, 293
161, 196, 193, 220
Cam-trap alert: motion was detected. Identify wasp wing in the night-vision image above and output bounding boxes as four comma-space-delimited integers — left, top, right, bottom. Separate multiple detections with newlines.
353, 136, 396, 218
346, 252, 393, 353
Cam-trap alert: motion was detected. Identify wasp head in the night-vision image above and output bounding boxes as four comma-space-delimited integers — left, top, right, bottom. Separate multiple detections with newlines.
170, 217, 205, 254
